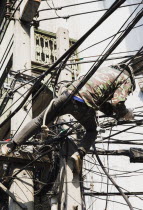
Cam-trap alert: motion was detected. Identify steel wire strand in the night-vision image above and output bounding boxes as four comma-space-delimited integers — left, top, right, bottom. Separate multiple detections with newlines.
0, 0, 126, 129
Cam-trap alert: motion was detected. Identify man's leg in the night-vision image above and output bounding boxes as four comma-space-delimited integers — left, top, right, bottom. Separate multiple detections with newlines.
68, 100, 97, 174
69, 100, 97, 154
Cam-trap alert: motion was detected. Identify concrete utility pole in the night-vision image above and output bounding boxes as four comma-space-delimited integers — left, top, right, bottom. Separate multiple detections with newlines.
51, 27, 82, 210
9, 0, 41, 209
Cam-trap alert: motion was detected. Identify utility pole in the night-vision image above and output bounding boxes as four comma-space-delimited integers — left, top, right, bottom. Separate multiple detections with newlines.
9, 0, 41, 209
51, 27, 82, 210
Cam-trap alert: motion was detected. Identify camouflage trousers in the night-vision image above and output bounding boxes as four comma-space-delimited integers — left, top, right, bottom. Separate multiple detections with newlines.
13, 92, 98, 154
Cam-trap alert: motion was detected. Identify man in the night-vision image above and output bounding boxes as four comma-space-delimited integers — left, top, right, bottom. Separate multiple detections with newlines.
1, 63, 135, 173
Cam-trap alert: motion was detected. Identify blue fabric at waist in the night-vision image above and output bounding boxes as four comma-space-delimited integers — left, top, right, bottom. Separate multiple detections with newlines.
73, 96, 85, 103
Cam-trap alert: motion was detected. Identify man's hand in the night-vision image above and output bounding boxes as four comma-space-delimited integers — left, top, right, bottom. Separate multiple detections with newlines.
121, 109, 134, 121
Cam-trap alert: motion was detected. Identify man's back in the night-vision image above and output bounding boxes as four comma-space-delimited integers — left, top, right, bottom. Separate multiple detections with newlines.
68, 66, 132, 109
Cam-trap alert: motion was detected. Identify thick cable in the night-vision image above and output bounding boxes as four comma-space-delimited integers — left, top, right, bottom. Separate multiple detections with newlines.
0, 0, 126, 128
93, 145, 134, 210
0, 0, 23, 45
60, 8, 143, 110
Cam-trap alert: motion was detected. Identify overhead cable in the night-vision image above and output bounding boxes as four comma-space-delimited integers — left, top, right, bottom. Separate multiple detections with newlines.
63, 8, 143, 108
39, 0, 103, 12
93, 145, 134, 210
0, 0, 126, 128
0, 0, 23, 45
38, 3, 143, 21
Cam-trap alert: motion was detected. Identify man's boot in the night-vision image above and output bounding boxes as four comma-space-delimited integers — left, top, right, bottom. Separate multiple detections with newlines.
71, 149, 85, 174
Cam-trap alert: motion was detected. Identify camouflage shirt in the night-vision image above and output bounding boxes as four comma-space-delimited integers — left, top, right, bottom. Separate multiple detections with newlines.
67, 66, 133, 111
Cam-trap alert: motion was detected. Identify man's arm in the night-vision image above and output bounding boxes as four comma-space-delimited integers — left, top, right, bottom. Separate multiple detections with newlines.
111, 82, 134, 120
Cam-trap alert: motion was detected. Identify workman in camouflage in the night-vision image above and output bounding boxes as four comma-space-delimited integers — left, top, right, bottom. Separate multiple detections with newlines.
1, 63, 135, 174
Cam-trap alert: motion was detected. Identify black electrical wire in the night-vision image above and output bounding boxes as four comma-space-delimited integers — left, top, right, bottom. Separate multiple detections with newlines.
0, 82, 31, 118
0, 71, 53, 119
0, 69, 52, 117
97, 140, 143, 146
76, 23, 143, 56
85, 196, 142, 210
2, 23, 142, 78
12, 76, 54, 137
72, 49, 139, 61
128, 47, 143, 68
105, 127, 112, 210
0, 35, 13, 67
0, 0, 23, 45
84, 166, 143, 177
5, 147, 54, 183
0, 0, 126, 129
62, 8, 143, 112
93, 145, 134, 210
46, 0, 61, 19
2, 1, 142, 87
38, 3, 143, 21
77, 3, 143, 92
54, 0, 139, 94
83, 156, 143, 206
54, 0, 134, 89
101, 119, 143, 141
103, 127, 141, 139
109, 129, 143, 136
39, 0, 103, 12
86, 0, 143, 68
84, 158, 143, 174
67, 56, 134, 66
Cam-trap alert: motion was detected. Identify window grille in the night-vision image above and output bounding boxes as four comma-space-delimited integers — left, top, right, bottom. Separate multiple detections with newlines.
34, 29, 79, 80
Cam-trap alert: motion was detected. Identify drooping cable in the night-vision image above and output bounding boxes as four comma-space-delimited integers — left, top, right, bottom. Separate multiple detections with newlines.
38, 3, 143, 21
60, 8, 143, 111
0, 0, 126, 129
93, 145, 134, 210
39, 0, 103, 12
